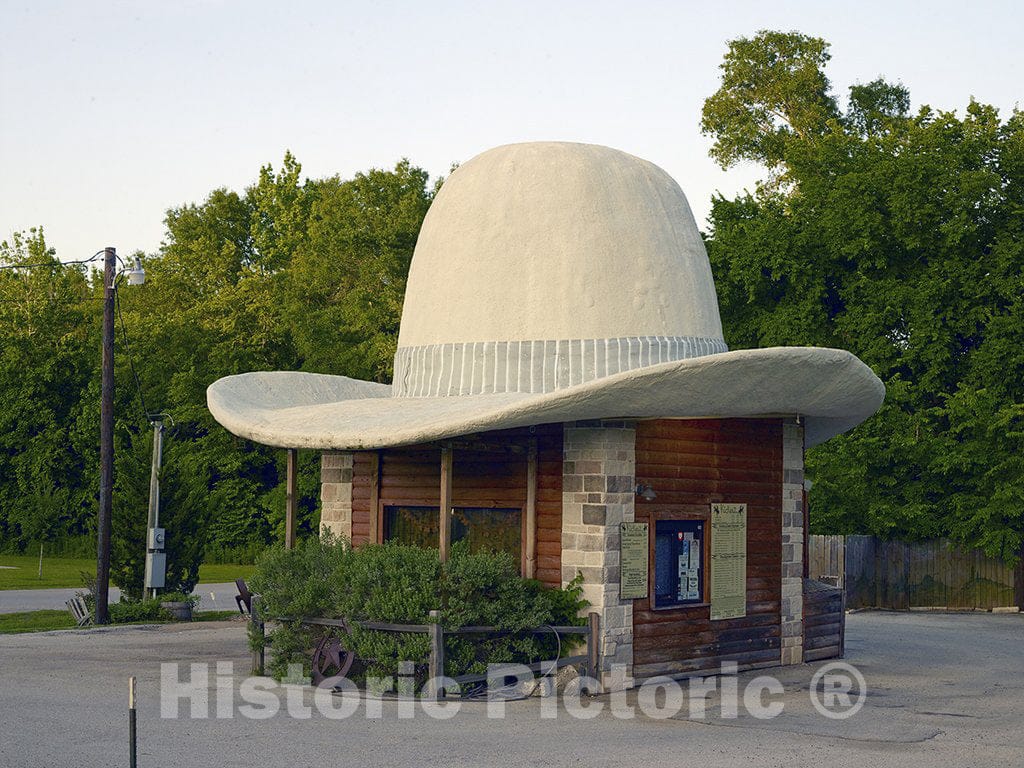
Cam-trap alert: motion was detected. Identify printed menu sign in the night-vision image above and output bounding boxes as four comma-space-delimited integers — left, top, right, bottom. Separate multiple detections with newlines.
619, 522, 649, 600
710, 503, 747, 620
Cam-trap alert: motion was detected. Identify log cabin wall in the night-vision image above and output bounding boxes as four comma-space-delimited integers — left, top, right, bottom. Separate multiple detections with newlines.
349, 424, 564, 587
632, 418, 785, 680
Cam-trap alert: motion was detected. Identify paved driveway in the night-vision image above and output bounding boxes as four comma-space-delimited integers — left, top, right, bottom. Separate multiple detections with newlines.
0, 612, 1021, 767
0, 583, 240, 613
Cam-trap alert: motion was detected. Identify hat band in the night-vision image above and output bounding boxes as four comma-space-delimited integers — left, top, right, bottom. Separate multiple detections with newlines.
392, 336, 728, 398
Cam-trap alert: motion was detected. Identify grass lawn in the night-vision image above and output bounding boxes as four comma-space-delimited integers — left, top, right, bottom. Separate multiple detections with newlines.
0, 555, 255, 590
0, 610, 76, 633
0, 609, 241, 634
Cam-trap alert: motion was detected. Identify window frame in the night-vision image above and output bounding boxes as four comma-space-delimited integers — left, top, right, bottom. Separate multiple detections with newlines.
647, 505, 711, 611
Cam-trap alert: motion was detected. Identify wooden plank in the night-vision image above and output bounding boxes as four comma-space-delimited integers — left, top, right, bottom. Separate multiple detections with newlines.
525, 439, 537, 578
803, 645, 842, 662
633, 647, 782, 678
439, 446, 452, 562
368, 451, 380, 544
285, 448, 297, 550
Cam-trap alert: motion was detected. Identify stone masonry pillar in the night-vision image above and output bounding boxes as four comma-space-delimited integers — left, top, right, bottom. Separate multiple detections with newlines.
561, 420, 636, 692
781, 421, 805, 665
320, 452, 353, 541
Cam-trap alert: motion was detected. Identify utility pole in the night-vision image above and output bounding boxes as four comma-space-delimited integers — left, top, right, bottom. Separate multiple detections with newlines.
145, 418, 166, 598
96, 247, 116, 624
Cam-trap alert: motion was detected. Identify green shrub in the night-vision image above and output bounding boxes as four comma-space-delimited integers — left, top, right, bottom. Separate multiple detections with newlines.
107, 591, 198, 624
248, 537, 589, 687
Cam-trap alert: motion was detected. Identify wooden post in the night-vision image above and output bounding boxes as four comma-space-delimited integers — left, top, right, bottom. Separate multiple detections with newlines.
802, 487, 810, 579
586, 611, 600, 681
250, 595, 265, 675
439, 446, 452, 562
839, 589, 847, 659
427, 609, 444, 700
525, 439, 538, 578
95, 247, 116, 625
1015, 544, 1024, 611
285, 448, 297, 550
368, 451, 381, 544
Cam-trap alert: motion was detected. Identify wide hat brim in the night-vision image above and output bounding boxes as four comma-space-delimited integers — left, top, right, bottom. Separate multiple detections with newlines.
207, 346, 884, 450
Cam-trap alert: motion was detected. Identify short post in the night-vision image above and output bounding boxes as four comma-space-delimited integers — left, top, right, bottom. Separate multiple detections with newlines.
1014, 544, 1024, 612
128, 676, 137, 768
250, 595, 265, 676
839, 590, 847, 658
427, 609, 444, 700
586, 611, 600, 681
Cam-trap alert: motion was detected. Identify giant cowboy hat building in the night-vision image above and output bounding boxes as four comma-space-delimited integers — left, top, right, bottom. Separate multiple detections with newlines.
208, 142, 884, 691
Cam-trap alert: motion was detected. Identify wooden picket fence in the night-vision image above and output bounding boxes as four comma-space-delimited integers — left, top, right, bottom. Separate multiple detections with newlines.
808, 535, 1022, 611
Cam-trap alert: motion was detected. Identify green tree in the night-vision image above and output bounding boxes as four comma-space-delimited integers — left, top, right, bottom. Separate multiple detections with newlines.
701, 30, 838, 175
0, 230, 98, 552
1, 154, 437, 575
703, 32, 1024, 562
109, 154, 436, 559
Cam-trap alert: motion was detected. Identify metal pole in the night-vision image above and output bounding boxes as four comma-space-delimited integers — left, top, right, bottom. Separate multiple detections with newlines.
96, 246, 116, 625
147, 420, 164, 599
128, 676, 137, 768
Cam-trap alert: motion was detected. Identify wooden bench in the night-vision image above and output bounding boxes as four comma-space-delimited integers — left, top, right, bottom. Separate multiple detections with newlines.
66, 596, 92, 626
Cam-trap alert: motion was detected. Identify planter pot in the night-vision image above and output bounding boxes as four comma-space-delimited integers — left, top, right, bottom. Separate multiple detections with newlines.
161, 601, 193, 621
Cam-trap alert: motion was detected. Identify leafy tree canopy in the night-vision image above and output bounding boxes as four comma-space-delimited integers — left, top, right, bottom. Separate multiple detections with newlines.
703, 31, 1024, 562
0, 157, 438, 591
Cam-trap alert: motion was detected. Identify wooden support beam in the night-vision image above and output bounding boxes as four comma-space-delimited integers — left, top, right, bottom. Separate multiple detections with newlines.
285, 448, 297, 550
439, 446, 453, 562
586, 611, 601, 681
525, 438, 538, 578
368, 451, 381, 544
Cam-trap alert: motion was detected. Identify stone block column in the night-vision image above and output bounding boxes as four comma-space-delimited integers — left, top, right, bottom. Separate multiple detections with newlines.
561, 420, 636, 692
320, 452, 353, 541
781, 421, 805, 665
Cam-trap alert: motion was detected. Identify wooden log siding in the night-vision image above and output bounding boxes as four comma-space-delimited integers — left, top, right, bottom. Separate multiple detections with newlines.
632, 418, 784, 679
802, 579, 844, 661
350, 425, 564, 587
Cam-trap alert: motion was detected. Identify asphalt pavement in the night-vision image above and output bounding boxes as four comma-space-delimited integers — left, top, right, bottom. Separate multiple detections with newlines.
0, 611, 1022, 767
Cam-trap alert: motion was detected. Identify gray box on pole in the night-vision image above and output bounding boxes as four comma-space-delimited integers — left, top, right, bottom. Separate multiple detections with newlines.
145, 551, 166, 589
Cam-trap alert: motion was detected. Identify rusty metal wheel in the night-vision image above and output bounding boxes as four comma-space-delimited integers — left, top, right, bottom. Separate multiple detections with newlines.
311, 628, 355, 685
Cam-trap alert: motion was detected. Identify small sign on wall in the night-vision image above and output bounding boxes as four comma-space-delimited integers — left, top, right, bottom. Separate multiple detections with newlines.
710, 503, 747, 620
620, 522, 649, 599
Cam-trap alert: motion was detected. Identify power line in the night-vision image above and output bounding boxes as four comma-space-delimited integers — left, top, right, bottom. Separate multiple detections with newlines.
0, 249, 108, 270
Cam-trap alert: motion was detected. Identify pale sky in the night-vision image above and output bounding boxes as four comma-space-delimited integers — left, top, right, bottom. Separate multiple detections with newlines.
2, 0, 1021, 262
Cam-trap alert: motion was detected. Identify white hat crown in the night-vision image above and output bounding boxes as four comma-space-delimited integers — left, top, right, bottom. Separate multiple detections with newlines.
392, 142, 727, 398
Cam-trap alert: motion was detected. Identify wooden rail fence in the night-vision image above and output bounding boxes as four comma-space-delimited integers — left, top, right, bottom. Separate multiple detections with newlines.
808, 535, 1023, 611
249, 598, 600, 698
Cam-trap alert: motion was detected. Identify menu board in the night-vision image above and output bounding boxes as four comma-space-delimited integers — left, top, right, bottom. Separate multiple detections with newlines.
710, 503, 747, 620
619, 522, 649, 599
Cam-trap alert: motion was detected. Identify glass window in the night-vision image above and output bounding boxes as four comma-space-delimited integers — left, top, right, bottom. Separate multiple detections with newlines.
654, 519, 705, 608
383, 506, 438, 549
383, 506, 521, 561
452, 507, 522, 562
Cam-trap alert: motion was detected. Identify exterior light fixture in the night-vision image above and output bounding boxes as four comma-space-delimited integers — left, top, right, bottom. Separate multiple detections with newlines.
124, 256, 146, 286
635, 483, 657, 501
